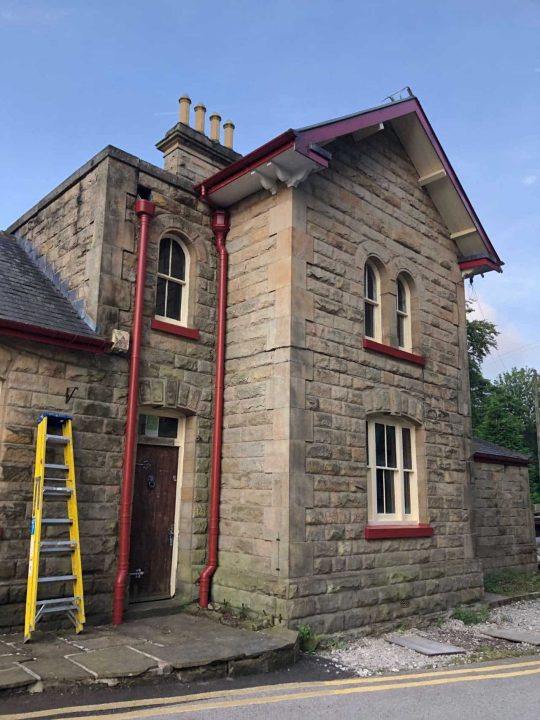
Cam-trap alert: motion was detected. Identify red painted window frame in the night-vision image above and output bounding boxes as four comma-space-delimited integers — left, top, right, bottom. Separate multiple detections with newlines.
364, 524, 433, 540
150, 317, 200, 340
363, 338, 426, 366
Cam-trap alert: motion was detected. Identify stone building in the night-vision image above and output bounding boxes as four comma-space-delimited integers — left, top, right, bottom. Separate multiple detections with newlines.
0, 92, 536, 632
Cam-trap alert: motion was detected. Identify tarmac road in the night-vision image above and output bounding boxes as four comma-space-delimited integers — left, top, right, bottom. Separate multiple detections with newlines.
2, 655, 540, 720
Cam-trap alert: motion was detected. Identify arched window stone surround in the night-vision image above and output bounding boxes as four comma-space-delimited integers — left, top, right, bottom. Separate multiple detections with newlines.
355, 242, 393, 345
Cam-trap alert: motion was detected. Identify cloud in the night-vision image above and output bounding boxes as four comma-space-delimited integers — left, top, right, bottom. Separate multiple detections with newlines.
523, 174, 538, 186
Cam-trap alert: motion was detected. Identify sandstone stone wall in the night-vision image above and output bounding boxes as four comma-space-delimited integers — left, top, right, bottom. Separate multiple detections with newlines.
0, 341, 125, 627
0, 148, 217, 626
215, 128, 484, 633
471, 460, 537, 573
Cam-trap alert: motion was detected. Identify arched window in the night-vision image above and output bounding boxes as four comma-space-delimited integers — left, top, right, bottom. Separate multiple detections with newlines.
155, 237, 189, 324
396, 275, 411, 351
364, 261, 381, 340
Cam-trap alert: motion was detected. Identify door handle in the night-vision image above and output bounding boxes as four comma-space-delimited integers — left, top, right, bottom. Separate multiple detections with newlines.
129, 568, 145, 579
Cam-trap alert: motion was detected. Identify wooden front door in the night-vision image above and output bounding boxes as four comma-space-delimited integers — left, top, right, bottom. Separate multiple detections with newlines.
129, 444, 178, 602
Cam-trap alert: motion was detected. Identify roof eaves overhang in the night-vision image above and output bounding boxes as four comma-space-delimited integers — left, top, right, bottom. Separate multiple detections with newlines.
196, 97, 502, 275
0, 318, 112, 354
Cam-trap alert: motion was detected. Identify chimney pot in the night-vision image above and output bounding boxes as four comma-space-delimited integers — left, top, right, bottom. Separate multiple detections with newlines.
209, 113, 221, 143
179, 95, 191, 125
223, 120, 235, 149
194, 103, 206, 134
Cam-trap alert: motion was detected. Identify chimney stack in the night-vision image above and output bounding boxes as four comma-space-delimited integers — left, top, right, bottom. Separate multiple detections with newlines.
156, 95, 240, 184
194, 103, 206, 133
209, 113, 221, 142
223, 120, 235, 149
179, 95, 191, 125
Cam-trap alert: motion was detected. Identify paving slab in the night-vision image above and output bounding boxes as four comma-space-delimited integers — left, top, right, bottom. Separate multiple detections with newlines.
0, 652, 34, 668
481, 628, 540, 645
0, 665, 36, 690
59, 629, 143, 651
21, 657, 95, 682
387, 634, 466, 655
66, 646, 158, 679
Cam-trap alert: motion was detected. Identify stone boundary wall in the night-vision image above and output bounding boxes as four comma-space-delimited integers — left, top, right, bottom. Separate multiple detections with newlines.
471, 459, 537, 573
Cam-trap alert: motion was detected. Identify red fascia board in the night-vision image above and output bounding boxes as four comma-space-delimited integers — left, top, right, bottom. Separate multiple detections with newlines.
459, 258, 501, 273
150, 318, 200, 341
0, 319, 111, 353
363, 338, 426, 366
295, 98, 502, 268
473, 451, 530, 467
195, 130, 296, 197
365, 524, 434, 540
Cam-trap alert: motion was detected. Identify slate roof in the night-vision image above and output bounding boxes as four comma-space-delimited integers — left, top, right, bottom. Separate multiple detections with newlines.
0, 231, 97, 338
472, 437, 530, 465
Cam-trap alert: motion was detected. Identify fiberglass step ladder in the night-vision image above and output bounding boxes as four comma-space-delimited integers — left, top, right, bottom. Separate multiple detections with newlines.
24, 412, 85, 641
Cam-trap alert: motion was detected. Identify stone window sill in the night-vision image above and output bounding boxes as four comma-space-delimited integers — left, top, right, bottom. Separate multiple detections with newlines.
151, 318, 201, 341
363, 338, 426, 366
364, 524, 434, 540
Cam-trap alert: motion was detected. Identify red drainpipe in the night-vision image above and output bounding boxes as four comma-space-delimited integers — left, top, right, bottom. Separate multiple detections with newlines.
198, 208, 230, 607
112, 198, 156, 624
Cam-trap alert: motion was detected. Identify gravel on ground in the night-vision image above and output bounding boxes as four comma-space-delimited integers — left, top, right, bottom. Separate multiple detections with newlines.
318, 599, 540, 676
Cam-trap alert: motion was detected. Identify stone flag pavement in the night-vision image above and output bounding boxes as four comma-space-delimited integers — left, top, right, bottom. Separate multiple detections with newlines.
0, 613, 298, 693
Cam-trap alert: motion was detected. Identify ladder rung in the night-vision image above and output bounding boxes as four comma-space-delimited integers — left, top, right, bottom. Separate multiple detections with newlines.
40, 540, 77, 553
44, 464, 69, 471
46, 434, 70, 445
37, 597, 78, 606
42, 518, 72, 525
40, 604, 78, 615
38, 575, 77, 584
43, 486, 72, 496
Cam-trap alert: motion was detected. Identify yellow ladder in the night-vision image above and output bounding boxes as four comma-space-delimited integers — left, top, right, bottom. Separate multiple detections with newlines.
24, 412, 85, 641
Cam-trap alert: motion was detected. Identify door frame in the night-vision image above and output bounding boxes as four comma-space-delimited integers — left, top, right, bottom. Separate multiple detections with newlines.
136, 407, 186, 598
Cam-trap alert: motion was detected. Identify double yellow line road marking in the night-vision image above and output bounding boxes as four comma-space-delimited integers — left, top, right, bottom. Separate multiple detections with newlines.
3, 658, 540, 720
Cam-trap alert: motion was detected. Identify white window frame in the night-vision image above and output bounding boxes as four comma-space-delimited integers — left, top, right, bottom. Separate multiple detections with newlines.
366, 417, 418, 523
155, 236, 190, 326
364, 261, 382, 341
396, 275, 412, 351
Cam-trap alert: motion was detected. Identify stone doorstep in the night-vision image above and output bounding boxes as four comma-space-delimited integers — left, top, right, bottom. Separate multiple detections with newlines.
0, 618, 299, 692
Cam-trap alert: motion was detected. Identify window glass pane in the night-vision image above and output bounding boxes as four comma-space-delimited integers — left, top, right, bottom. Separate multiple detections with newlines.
365, 264, 376, 301
158, 238, 171, 275
386, 425, 396, 468
375, 423, 385, 466
158, 416, 178, 438
170, 241, 185, 280
156, 277, 166, 316
166, 282, 182, 321
138, 414, 147, 435
365, 302, 374, 338
384, 469, 395, 513
144, 415, 159, 437
404, 472, 411, 514
397, 315, 404, 347
397, 279, 406, 312
376, 469, 385, 514
402, 428, 412, 469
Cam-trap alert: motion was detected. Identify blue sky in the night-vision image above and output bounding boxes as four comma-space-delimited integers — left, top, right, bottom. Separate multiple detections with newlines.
1, 0, 538, 377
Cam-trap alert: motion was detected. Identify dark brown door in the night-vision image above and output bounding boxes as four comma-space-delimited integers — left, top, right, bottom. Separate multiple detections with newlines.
129, 444, 178, 602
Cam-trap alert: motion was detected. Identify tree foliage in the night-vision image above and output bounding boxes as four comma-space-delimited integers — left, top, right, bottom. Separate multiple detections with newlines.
466, 306, 540, 502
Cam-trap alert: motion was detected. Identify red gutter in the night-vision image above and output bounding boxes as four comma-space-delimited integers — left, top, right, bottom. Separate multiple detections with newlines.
195, 130, 295, 198
112, 198, 155, 625
0, 318, 111, 353
459, 258, 501, 273
198, 208, 230, 608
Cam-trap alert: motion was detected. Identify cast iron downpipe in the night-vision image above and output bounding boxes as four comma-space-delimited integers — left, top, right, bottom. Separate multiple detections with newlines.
199, 208, 230, 607
112, 198, 156, 625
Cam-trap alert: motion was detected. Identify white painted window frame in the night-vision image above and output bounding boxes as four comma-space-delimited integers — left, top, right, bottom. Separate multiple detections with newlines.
364, 261, 382, 341
366, 416, 418, 524
155, 236, 190, 327
396, 275, 412, 351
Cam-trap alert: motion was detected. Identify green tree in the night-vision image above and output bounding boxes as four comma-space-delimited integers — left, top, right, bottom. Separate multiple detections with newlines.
466, 304, 498, 429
